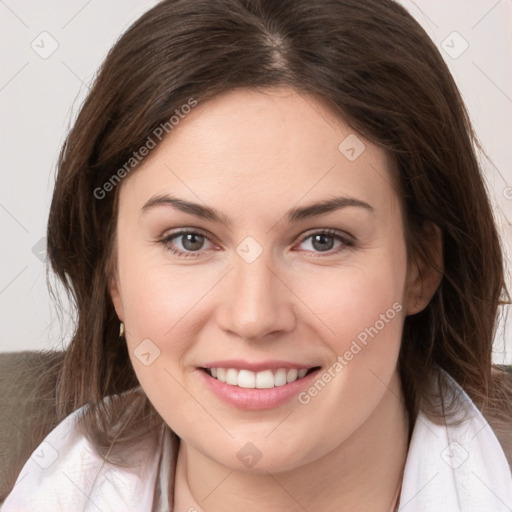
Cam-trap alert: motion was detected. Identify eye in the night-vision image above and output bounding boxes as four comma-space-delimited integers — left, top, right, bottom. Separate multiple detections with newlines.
159, 227, 354, 259
296, 229, 354, 255
159, 229, 216, 258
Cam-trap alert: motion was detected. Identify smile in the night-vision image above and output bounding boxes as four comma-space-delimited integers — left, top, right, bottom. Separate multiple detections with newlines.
198, 363, 322, 410
205, 367, 312, 389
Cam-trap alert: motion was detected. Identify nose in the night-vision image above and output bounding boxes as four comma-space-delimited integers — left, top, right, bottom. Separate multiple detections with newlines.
215, 253, 296, 341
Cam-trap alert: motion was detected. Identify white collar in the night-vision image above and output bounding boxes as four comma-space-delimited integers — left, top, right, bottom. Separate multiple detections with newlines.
3, 370, 511, 511
399, 369, 512, 510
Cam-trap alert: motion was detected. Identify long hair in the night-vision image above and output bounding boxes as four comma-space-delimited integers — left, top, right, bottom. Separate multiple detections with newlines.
43, 0, 509, 460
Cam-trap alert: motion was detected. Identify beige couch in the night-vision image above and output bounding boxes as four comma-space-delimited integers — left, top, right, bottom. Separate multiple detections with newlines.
0, 351, 63, 501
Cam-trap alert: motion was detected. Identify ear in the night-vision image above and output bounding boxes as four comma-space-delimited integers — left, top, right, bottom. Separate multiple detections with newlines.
405, 223, 443, 316
109, 274, 125, 322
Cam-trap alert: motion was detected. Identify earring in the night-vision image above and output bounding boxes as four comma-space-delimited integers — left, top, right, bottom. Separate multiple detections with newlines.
119, 322, 125, 338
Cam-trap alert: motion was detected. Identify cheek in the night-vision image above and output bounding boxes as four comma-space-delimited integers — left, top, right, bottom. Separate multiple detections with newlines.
116, 232, 222, 339
289, 240, 407, 427
116, 246, 228, 406
116, 256, 217, 431
291, 251, 407, 355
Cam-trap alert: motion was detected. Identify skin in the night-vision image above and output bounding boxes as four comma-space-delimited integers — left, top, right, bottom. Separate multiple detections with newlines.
110, 87, 441, 511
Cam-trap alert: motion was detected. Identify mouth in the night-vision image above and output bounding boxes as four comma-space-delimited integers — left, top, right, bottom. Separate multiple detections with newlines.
200, 366, 320, 389
197, 362, 322, 410
196, 359, 322, 411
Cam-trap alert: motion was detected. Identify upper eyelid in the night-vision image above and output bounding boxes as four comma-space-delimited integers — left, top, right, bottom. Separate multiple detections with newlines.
297, 228, 353, 242
161, 227, 216, 244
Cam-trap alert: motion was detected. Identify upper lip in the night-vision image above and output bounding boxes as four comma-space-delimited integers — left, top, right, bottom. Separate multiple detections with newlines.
200, 360, 319, 372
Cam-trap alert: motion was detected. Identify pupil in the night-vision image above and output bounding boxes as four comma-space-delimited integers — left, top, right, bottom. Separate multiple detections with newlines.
312, 234, 333, 252
183, 233, 203, 251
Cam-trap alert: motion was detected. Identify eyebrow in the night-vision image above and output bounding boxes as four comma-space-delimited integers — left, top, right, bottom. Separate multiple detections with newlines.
141, 194, 375, 225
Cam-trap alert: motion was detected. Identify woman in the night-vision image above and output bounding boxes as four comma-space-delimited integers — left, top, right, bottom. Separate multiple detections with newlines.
2, 0, 511, 510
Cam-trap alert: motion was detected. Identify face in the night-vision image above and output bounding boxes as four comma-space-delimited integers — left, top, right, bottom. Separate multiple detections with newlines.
110, 87, 426, 473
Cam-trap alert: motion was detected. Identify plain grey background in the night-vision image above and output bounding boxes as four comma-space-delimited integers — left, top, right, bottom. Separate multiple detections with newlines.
0, 0, 511, 362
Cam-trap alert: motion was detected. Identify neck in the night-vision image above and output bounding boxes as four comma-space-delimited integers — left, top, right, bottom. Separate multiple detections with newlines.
173, 370, 410, 512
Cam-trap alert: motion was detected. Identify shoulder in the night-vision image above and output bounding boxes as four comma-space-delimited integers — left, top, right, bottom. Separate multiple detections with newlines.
1, 399, 163, 512
399, 367, 512, 511
482, 365, 512, 470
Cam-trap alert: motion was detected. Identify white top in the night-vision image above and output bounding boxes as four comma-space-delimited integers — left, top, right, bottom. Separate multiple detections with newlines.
2, 370, 512, 511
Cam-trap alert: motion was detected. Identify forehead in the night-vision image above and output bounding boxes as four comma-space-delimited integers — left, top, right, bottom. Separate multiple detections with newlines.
121, 87, 399, 221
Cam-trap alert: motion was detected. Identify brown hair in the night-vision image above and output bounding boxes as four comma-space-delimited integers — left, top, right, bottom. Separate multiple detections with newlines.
43, 0, 510, 460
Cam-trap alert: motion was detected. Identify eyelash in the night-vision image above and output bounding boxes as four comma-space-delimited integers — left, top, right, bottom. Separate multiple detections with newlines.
158, 228, 355, 259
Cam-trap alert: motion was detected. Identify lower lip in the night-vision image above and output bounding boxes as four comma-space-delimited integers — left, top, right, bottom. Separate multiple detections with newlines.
197, 368, 321, 410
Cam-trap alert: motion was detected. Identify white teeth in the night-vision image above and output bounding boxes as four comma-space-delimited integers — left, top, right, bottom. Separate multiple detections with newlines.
274, 368, 287, 386
238, 369, 256, 388
207, 367, 311, 388
256, 370, 274, 389
226, 368, 238, 385
217, 368, 226, 383
298, 368, 308, 378
287, 368, 298, 382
